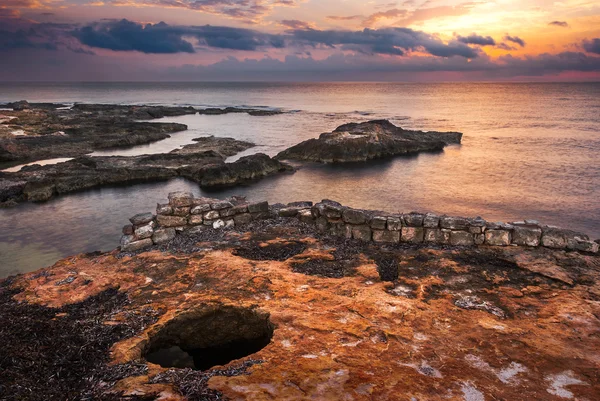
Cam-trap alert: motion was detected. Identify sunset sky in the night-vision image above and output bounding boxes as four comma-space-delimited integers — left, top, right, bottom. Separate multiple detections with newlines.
1, 0, 599, 81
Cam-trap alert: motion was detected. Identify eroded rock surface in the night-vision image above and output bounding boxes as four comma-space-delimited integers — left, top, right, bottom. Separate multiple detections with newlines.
276, 119, 463, 163
2, 216, 599, 400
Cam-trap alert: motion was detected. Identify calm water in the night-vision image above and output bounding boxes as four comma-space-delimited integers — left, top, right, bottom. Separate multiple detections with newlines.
1, 82, 599, 277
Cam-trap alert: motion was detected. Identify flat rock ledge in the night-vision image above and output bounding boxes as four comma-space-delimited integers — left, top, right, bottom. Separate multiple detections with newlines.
121, 195, 599, 254
275, 119, 462, 163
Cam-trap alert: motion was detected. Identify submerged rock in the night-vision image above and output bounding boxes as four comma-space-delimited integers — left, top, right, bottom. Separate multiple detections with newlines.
276, 119, 462, 163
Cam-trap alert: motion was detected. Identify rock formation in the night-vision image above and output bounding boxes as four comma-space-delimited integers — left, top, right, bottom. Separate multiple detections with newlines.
276, 119, 462, 163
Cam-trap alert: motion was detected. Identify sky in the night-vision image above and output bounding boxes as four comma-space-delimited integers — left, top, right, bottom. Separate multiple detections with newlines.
1, 0, 599, 81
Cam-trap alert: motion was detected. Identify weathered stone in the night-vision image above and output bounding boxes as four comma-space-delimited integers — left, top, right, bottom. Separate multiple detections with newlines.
423, 213, 440, 228
316, 217, 329, 233
219, 207, 237, 217
203, 219, 215, 226
485, 230, 511, 246
213, 219, 226, 229
373, 230, 400, 243
322, 205, 343, 219
440, 216, 470, 230
156, 203, 173, 216
401, 227, 424, 243
186, 225, 209, 235
512, 226, 542, 247
173, 206, 191, 217
342, 208, 368, 225
134, 223, 154, 240
188, 215, 203, 226
152, 228, 176, 245
329, 222, 347, 238
288, 201, 313, 208
469, 226, 484, 234
233, 213, 252, 225
352, 225, 372, 241
450, 231, 474, 246
403, 213, 424, 227
225, 219, 235, 228
424, 228, 450, 244
129, 212, 154, 226
203, 210, 220, 220
525, 219, 540, 225
248, 201, 269, 213
279, 207, 302, 217
387, 216, 402, 231
211, 201, 234, 210
567, 237, 599, 253
121, 238, 153, 252
122, 225, 134, 235
168, 192, 194, 207
474, 233, 485, 245
156, 215, 188, 228
370, 216, 387, 230
231, 204, 249, 214
470, 217, 487, 227
191, 204, 211, 215
251, 212, 270, 220
120, 235, 134, 246
487, 222, 514, 230
298, 209, 315, 224
541, 227, 568, 248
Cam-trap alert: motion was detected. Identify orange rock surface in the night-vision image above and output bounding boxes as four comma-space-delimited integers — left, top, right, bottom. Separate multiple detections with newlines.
9, 223, 600, 400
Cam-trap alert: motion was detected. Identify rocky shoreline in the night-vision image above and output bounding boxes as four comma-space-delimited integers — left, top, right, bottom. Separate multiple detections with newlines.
2, 194, 599, 400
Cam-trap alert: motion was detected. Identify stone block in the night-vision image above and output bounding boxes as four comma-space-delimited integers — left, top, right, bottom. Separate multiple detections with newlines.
316, 217, 329, 233
219, 207, 237, 217
541, 227, 567, 248
186, 225, 209, 235
469, 226, 484, 234
401, 227, 424, 243
424, 229, 450, 244
168, 192, 194, 207
387, 216, 402, 231
152, 228, 176, 245
203, 219, 215, 226
470, 217, 487, 227
567, 237, 599, 253
373, 230, 400, 243
423, 213, 440, 228
342, 208, 368, 225
329, 222, 347, 238
403, 213, 424, 227
485, 230, 511, 246
121, 238, 153, 252
248, 201, 269, 213
213, 219, 226, 229
120, 235, 134, 246
278, 207, 302, 217
225, 219, 235, 228
251, 212, 270, 220
231, 204, 249, 214
487, 222, 514, 230
512, 226, 542, 247
191, 204, 211, 215
370, 216, 387, 230
203, 210, 220, 220
450, 231, 474, 246
440, 216, 470, 230
352, 225, 372, 241
134, 223, 154, 240
288, 201, 313, 208
322, 204, 343, 219
173, 206, 191, 217
156, 215, 188, 228
156, 203, 173, 216
122, 225, 134, 235
129, 212, 154, 226
474, 233, 485, 245
188, 215, 203, 226
211, 201, 234, 210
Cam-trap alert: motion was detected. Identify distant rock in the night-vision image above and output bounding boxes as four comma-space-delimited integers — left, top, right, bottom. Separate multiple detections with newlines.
276, 119, 462, 163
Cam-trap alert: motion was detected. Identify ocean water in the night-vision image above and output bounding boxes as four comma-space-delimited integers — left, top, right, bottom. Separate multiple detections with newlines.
1, 82, 599, 277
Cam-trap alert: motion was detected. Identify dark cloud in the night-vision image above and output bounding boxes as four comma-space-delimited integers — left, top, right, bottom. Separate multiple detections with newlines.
291, 27, 479, 58
457, 34, 495, 46
326, 15, 363, 21
582, 38, 600, 55
72, 19, 285, 53
548, 21, 569, 28
496, 42, 516, 51
280, 19, 314, 30
504, 34, 525, 47
0, 29, 58, 51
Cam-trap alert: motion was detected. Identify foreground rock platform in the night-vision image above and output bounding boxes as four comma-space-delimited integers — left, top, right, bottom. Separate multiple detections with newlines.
2, 199, 599, 400
276, 119, 462, 163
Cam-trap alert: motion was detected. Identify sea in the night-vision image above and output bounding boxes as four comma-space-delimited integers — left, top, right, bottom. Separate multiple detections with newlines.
1, 82, 599, 277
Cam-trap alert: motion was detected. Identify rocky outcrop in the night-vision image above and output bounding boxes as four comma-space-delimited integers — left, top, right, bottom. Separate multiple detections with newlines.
276, 119, 462, 163
170, 136, 254, 157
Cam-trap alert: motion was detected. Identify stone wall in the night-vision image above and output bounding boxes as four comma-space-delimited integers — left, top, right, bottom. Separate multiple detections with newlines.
120, 194, 599, 254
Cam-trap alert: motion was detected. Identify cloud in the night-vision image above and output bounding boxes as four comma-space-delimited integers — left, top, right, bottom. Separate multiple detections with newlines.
363, 9, 407, 27
326, 15, 363, 21
548, 21, 569, 28
496, 42, 516, 51
504, 34, 525, 47
72, 19, 285, 53
291, 27, 479, 58
457, 33, 495, 46
582, 38, 600, 55
394, 4, 475, 26
280, 19, 314, 30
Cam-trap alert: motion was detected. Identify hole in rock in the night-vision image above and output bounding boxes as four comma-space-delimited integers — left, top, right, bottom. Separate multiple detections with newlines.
144, 306, 274, 371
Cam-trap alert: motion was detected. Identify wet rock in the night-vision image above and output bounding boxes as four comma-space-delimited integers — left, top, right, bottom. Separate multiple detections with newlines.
512, 226, 542, 247
276, 119, 462, 163
450, 231, 474, 246
9, 100, 30, 111
342, 209, 368, 225
152, 228, 176, 245
440, 216, 470, 230
352, 225, 372, 241
0, 180, 26, 202
121, 238, 153, 252
485, 230, 511, 246
156, 215, 188, 228
401, 227, 424, 243
168, 192, 194, 208
373, 230, 400, 243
